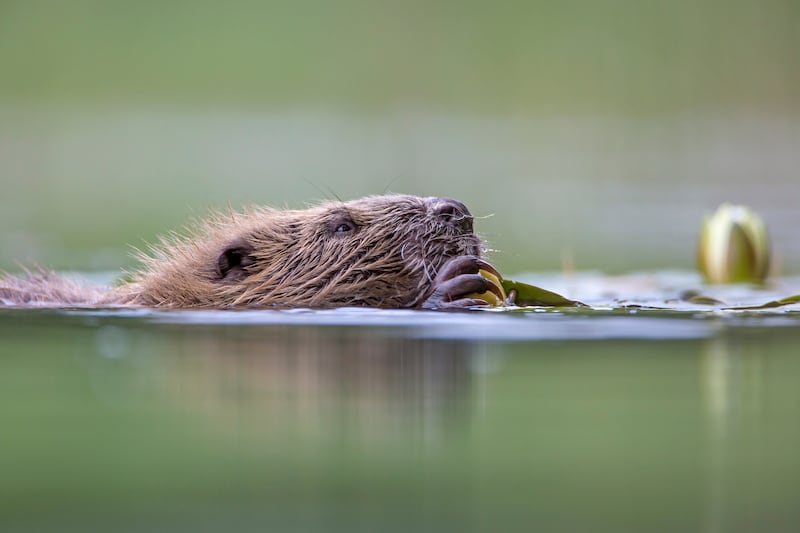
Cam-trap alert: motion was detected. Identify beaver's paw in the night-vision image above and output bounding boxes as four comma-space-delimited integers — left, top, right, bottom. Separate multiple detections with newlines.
420, 256, 505, 310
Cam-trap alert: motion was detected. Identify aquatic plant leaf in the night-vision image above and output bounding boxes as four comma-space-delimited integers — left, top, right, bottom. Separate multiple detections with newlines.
686, 295, 726, 305
501, 279, 585, 307
726, 294, 800, 311
679, 290, 726, 306
467, 269, 507, 306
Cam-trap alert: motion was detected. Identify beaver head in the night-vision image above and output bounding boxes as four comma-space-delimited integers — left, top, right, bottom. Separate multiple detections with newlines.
121, 195, 484, 308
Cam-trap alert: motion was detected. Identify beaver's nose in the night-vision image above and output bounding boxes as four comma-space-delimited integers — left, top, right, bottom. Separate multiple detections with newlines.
433, 197, 474, 233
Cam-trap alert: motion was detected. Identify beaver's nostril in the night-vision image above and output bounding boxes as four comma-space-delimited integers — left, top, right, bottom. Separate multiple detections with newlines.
433, 197, 474, 233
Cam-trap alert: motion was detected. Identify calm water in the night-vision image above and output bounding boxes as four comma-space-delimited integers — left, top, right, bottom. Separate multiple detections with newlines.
2, 303, 799, 533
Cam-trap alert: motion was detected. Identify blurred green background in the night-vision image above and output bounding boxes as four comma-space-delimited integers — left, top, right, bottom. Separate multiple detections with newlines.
1, 0, 798, 274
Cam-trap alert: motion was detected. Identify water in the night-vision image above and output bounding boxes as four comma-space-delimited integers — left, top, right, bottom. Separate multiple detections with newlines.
2, 296, 799, 532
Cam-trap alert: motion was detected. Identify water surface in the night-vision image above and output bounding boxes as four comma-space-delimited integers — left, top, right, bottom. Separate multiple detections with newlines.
2, 295, 799, 532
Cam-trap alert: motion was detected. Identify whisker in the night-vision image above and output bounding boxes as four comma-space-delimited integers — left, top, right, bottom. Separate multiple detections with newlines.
381, 175, 403, 195
422, 257, 433, 283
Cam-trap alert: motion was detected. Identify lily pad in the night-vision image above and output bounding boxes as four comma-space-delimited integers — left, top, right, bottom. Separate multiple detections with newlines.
679, 290, 726, 306
725, 294, 800, 311
501, 279, 585, 307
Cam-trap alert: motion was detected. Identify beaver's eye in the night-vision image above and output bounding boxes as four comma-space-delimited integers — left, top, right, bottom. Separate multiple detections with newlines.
335, 223, 353, 233
328, 213, 358, 236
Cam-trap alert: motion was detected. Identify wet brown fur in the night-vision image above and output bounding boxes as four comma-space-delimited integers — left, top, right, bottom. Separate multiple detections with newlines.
1, 195, 483, 309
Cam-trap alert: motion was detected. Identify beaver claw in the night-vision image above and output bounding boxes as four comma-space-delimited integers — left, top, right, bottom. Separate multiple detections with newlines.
420, 256, 504, 310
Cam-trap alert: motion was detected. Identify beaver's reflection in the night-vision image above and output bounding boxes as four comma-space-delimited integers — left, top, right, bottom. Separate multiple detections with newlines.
154, 327, 480, 442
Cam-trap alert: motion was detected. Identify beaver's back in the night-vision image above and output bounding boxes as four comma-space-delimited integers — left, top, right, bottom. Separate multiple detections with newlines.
0, 270, 109, 307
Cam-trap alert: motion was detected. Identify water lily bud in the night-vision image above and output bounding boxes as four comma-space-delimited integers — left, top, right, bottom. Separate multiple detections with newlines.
698, 204, 771, 284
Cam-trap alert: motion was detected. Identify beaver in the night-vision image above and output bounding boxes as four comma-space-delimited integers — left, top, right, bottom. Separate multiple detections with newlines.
0, 195, 505, 310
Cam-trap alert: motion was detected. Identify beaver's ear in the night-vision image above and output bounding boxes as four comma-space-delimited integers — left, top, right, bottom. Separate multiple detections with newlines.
216, 240, 256, 281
